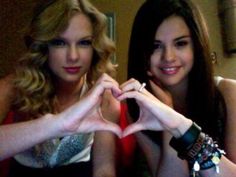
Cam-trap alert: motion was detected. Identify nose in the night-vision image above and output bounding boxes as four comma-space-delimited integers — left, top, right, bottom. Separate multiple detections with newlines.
67, 45, 79, 62
163, 46, 176, 62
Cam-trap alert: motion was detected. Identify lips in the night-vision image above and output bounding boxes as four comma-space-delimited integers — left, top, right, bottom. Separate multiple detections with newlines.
63, 66, 81, 74
160, 66, 180, 75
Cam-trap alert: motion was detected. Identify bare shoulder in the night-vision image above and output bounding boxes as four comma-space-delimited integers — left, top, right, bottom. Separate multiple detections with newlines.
217, 78, 236, 99
0, 74, 16, 123
218, 78, 236, 160
217, 78, 236, 112
0, 74, 15, 94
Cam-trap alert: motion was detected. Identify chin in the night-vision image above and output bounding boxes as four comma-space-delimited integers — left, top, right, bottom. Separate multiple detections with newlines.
60, 75, 81, 83
161, 79, 182, 87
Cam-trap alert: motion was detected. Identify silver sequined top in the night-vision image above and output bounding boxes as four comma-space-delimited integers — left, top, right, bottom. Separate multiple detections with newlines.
14, 133, 94, 168
14, 78, 94, 168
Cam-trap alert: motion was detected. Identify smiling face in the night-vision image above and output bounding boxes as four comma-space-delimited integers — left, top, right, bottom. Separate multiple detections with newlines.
148, 15, 194, 89
48, 13, 93, 84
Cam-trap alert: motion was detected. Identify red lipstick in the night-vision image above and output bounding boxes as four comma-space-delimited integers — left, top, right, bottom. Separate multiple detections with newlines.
63, 67, 81, 74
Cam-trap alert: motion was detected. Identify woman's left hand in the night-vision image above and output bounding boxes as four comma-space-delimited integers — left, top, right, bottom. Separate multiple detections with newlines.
118, 79, 189, 138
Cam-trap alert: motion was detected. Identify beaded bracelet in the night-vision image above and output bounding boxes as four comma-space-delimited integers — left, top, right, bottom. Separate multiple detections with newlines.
189, 135, 225, 176
169, 122, 225, 177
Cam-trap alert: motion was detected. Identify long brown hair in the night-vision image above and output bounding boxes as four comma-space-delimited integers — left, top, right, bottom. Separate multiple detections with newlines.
127, 0, 226, 146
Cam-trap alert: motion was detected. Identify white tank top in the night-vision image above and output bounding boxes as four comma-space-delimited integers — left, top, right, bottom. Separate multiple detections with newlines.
214, 76, 224, 86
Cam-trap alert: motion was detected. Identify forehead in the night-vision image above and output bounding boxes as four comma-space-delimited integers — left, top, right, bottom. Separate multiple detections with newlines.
59, 13, 93, 38
155, 15, 190, 40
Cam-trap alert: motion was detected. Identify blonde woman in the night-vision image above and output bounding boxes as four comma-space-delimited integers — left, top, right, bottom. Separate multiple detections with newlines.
0, 0, 121, 176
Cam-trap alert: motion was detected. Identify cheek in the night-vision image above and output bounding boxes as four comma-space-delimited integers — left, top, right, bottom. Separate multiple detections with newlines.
182, 49, 194, 68
82, 49, 93, 65
48, 49, 65, 62
149, 54, 160, 71
48, 57, 60, 73
48, 50, 64, 71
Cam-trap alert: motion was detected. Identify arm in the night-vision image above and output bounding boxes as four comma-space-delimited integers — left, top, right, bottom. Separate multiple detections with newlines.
124, 80, 188, 177
93, 89, 120, 177
125, 107, 162, 176
119, 78, 236, 177
196, 78, 236, 177
0, 74, 122, 161
0, 114, 57, 160
134, 131, 162, 176
218, 78, 236, 162
199, 78, 236, 177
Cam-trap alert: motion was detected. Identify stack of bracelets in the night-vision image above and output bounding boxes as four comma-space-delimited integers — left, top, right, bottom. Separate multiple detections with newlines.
169, 122, 226, 177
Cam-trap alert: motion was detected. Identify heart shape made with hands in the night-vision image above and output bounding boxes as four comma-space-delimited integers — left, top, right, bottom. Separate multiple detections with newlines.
90, 102, 154, 139
81, 76, 160, 139
101, 86, 169, 138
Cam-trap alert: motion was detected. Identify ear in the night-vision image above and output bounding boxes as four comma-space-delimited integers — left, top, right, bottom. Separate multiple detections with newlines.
147, 70, 153, 77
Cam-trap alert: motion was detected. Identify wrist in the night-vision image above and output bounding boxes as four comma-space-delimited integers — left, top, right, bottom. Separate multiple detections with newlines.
41, 113, 62, 138
169, 122, 202, 158
170, 116, 192, 138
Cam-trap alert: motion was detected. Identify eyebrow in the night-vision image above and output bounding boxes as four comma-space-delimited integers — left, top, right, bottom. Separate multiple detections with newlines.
55, 35, 93, 41
154, 35, 191, 43
174, 35, 191, 41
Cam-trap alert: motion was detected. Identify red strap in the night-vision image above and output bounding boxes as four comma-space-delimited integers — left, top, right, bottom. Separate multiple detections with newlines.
2, 111, 14, 124
118, 103, 136, 166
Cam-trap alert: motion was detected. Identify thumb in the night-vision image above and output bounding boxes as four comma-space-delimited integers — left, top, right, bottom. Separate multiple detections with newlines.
122, 123, 144, 138
95, 120, 122, 138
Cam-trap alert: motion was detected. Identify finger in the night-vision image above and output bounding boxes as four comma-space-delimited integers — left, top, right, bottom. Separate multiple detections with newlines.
120, 78, 142, 92
92, 81, 122, 99
93, 108, 122, 137
94, 73, 121, 94
96, 73, 120, 88
117, 90, 145, 102
90, 117, 122, 138
95, 123, 122, 138
122, 123, 145, 137
119, 78, 136, 88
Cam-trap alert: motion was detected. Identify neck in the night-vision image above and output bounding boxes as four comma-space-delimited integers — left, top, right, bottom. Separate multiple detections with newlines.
167, 79, 188, 114
54, 77, 85, 111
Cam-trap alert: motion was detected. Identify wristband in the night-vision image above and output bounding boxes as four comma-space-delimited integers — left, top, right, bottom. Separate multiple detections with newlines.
169, 122, 201, 159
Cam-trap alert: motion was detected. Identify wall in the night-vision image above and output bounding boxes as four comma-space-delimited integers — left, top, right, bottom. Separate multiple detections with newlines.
92, 0, 236, 82
192, 0, 236, 79
0, 0, 34, 77
0, 0, 236, 82
91, 0, 145, 83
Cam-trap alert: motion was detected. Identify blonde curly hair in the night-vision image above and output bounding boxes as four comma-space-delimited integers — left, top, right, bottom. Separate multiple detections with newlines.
13, 0, 116, 118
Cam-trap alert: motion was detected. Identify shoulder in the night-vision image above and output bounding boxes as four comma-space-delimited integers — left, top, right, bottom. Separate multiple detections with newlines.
217, 77, 236, 159
0, 74, 16, 123
216, 77, 236, 99
216, 77, 236, 123
216, 77, 236, 108
0, 74, 16, 95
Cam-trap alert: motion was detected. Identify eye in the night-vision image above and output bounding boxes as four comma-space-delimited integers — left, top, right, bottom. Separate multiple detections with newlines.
153, 42, 163, 51
77, 39, 92, 47
48, 39, 66, 47
175, 40, 189, 48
